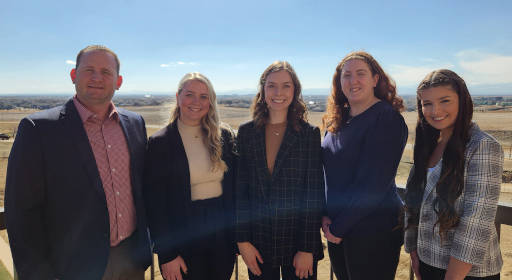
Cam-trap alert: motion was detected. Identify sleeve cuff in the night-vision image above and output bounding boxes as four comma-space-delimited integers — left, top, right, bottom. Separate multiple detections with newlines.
235, 231, 251, 243
329, 224, 344, 238
158, 250, 180, 266
450, 242, 485, 266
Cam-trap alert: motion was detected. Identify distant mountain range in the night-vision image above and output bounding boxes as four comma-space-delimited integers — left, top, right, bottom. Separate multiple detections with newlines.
1, 84, 511, 97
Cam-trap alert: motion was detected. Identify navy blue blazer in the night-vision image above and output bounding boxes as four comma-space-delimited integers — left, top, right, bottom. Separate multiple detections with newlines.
144, 121, 237, 265
5, 99, 151, 280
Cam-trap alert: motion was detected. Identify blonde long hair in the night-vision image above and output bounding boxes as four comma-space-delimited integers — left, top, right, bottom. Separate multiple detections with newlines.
171, 72, 227, 172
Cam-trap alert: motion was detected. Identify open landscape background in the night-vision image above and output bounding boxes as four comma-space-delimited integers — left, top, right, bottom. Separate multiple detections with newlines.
2, 0, 511, 278
0, 95, 510, 279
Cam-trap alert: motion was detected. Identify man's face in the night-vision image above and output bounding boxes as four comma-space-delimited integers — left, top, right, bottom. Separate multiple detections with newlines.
70, 50, 122, 109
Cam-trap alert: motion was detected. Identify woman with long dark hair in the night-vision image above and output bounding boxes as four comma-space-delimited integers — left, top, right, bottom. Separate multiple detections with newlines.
145, 72, 237, 280
404, 69, 503, 279
321, 51, 408, 280
236, 61, 325, 280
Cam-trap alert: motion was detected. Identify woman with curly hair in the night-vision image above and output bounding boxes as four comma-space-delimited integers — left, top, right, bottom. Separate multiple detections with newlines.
404, 69, 503, 280
236, 61, 325, 280
321, 51, 408, 280
144, 72, 237, 280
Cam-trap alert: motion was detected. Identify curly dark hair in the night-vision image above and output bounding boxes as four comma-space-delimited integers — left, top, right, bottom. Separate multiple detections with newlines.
405, 69, 474, 239
322, 51, 404, 133
251, 61, 308, 131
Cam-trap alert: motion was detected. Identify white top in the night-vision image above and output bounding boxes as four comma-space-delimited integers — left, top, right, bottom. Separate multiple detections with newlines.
178, 119, 224, 201
427, 159, 441, 175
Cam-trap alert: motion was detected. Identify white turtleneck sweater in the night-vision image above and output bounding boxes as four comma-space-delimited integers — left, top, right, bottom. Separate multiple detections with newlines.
177, 119, 224, 201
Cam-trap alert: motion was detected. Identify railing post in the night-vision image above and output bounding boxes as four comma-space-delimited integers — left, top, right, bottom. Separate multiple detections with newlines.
496, 222, 501, 241
235, 255, 239, 280
150, 255, 154, 280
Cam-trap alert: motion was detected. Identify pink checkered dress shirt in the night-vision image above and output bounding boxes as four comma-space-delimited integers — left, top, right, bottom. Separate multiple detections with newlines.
73, 97, 136, 247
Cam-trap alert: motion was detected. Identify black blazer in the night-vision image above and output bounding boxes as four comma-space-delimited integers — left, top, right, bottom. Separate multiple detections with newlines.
144, 121, 237, 266
4, 99, 152, 280
235, 120, 325, 266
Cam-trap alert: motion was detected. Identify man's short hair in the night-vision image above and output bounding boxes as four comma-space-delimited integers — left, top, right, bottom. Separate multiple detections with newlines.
75, 45, 120, 74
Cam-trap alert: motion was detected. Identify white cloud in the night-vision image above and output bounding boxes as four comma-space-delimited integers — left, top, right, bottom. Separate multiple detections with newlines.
389, 63, 454, 87
160, 61, 198, 68
389, 51, 512, 88
65, 60, 75, 65
455, 50, 512, 85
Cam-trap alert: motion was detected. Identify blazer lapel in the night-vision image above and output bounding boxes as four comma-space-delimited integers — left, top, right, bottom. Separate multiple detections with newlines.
252, 126, 271, 199
61, 100, 106, 200
423, 159, 442, 201
423, 124, 479, 202
271, 125, 298, 178
118, 113, 132, 151
168, 122, 193, 204
118, 112, 146, 207
118, 113, 136, 180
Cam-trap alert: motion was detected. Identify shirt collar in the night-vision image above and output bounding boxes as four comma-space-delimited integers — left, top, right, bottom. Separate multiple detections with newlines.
73, 95, 119, 123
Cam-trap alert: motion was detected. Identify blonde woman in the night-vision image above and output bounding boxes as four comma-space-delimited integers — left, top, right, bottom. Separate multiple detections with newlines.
145, 73, 237, 280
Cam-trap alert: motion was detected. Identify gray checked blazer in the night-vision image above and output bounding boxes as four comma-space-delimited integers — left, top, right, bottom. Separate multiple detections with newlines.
235, 120, 325, 266
404, 123, 503, 277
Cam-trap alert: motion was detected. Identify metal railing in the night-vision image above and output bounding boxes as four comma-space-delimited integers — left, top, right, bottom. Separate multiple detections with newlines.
1, 186, 511, 280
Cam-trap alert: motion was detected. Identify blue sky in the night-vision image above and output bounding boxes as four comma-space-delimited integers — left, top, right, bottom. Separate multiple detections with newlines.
1, 0, 511, 95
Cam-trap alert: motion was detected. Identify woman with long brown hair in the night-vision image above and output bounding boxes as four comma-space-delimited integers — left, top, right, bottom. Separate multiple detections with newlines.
236, 61, 325, 280
321, 51, 408, 279
404, 69, 503, 279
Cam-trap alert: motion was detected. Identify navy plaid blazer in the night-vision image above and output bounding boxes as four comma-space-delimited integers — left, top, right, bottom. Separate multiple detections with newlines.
235, 120, 325, 266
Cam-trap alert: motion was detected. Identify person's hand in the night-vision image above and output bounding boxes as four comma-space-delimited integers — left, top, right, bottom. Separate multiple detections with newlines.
410, 250, 422, 280
237, 242, 263, 276
161, 255, 187, 280
321, 216, 331, 234
293, 251, 313, 279
322, 216, 342, 244
321, 218, 342, 244
325, 229, 342, 244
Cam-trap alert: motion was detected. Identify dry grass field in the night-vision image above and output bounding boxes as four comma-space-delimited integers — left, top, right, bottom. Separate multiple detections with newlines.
0, 104, 511, 279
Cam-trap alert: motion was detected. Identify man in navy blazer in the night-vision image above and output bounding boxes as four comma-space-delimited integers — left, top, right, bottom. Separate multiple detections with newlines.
5, 45, 151, 279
